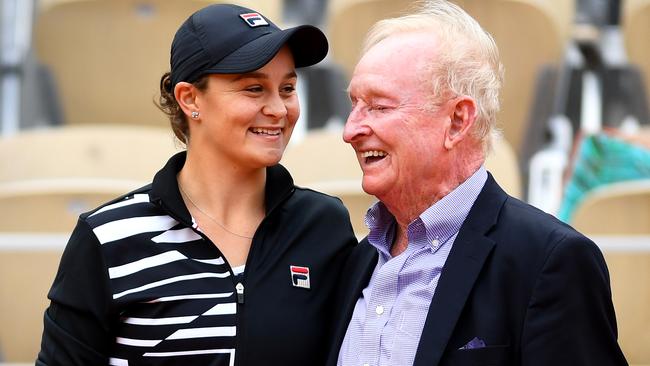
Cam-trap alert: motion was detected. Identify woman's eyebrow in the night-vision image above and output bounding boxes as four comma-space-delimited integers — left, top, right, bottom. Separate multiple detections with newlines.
232, 71, 297, 81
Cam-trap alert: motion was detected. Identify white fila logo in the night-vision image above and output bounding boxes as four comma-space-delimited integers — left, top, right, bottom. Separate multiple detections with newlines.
290, 265, 310, 289
239, 12, 269, 27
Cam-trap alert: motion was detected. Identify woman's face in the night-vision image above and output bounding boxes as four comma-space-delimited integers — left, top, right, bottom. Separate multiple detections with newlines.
192, 46, 299, 170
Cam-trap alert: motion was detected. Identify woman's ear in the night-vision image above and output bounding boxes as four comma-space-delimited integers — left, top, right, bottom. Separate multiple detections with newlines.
174, 82, 200, 120
444, 96, 477, 150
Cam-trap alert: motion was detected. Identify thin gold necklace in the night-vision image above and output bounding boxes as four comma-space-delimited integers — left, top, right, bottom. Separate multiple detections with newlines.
178, 183, 254, 240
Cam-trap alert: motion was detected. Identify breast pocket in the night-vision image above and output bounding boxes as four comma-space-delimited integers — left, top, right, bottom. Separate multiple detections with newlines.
445, 344, 510, 366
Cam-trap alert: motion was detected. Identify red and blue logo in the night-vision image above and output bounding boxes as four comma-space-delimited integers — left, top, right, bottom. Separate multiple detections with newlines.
239, 12, 269, 27
290, 265, 310, 289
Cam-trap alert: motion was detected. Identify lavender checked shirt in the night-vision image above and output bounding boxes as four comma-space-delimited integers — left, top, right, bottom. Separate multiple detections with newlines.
337, 166, 488, 366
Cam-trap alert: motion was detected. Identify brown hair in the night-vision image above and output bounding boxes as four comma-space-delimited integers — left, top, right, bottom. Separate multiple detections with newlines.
157, 72, 209, 144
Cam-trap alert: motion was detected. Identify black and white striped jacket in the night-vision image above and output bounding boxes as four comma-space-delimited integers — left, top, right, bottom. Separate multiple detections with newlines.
38, 152, 357, 366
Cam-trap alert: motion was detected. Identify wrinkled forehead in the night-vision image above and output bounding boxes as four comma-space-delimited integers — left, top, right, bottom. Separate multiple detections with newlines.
358, 33, 438, 74
350, 33, 439, 95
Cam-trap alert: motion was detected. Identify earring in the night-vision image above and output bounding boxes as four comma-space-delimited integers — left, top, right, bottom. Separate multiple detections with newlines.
191, 111, 199, 119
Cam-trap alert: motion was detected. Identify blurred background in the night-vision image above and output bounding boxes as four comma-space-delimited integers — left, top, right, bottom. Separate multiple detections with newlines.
0, 0, 649, 364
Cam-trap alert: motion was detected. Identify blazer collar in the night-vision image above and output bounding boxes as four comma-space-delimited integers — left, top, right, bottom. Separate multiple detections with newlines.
413, 173, 507, 366
327, 174, 508, 366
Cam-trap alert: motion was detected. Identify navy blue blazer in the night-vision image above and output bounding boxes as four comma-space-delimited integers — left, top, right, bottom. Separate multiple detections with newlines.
328, 174, 627, 366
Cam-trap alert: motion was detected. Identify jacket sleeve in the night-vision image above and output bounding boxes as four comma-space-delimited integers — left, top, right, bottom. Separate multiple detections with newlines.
37, 218, 115, 365
521, 234, 628, 365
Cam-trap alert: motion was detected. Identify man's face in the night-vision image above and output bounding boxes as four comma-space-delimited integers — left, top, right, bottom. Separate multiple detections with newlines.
343, 32, 453, 203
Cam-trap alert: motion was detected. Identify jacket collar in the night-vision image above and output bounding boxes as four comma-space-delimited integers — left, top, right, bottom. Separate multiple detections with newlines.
327, 174, 507, 366
412, 173, 507, 366
149, 151, 295, 226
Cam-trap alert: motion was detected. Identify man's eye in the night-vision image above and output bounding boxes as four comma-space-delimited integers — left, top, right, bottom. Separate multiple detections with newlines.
245, 86, 263, 93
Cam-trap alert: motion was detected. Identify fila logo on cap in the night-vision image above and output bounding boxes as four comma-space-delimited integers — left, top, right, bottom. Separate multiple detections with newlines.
239, 12, 269, 27
290, 265, 310, 289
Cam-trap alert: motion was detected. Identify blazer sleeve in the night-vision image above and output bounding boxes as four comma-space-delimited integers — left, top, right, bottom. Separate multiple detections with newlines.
36, 218, 115, 365
521, 234, 628, 365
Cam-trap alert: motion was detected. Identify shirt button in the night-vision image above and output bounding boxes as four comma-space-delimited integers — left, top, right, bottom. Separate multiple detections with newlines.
432, 239, 439, 247
375, 305, 384, 315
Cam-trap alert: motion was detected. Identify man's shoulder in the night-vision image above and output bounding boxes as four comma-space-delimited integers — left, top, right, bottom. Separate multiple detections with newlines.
500, 196, 581, 237
487, 195, 594, 261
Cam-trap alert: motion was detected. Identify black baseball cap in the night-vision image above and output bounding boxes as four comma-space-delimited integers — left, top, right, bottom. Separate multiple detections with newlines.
169, 4, 328, 89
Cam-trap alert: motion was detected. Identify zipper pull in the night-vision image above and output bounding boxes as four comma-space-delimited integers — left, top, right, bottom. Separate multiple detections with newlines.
236, 282, 245, 304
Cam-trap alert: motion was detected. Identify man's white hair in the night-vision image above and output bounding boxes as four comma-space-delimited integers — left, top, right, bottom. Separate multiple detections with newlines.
362, 0, 504, 152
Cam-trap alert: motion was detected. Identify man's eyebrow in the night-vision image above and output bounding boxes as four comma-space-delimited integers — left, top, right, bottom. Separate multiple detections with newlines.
232, 71, 297, 81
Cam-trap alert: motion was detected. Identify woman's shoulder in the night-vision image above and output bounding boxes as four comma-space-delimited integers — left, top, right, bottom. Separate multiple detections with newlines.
79, 184, 155, 225
291, 186, 348, 210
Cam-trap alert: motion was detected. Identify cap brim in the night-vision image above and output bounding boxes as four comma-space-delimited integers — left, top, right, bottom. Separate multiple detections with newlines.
202, 25, 328, 74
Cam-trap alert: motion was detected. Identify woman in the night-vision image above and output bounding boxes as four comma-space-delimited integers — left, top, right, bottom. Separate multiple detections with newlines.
37, 4, 356, 365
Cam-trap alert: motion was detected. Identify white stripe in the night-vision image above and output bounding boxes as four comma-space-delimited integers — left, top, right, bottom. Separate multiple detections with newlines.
167, 326, 236, 339
203, 303, 237, 316
144, 348, 235, 358
115, 337, 162, 347
94, 216, 179, 244
145, 292, 233, 303
122, 315, 198, 325
90, 194, 150, 217
109, 357, 129, 366
194, 257, 225, 265
109, 250, 187, 279
151, 228, 202, 243
113, 272, 230, 299
231, 264, 245, 275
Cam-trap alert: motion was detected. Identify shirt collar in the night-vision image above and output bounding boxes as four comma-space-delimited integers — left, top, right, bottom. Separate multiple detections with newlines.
365, 166, 488, 257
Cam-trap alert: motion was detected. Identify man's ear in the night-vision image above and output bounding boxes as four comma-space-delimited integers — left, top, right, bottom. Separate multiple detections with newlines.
174, 81, 201, 119
444, 96, 477, 150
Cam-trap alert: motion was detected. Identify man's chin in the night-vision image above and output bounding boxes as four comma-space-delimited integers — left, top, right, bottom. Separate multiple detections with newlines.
361, 177, 388, 198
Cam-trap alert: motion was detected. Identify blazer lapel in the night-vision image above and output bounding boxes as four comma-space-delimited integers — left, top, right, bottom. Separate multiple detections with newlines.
326, 239, 378, 366
413, 175, 506, 366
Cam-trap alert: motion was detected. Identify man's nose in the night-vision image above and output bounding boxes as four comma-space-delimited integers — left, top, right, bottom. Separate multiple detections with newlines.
343, 108, 371, 143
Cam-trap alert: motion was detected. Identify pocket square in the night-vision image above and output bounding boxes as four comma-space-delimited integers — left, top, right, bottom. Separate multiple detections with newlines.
459, 337, 486, 350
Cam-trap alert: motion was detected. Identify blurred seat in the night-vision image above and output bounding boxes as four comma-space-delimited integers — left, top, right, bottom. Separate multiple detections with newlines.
327, 0, 572, 156
281, 130, 374, 236
36, 0, 282, 19
0, 241, 65, 362
623, 0, 650, 109
572, 180, 650, 364
0, 124, 178, 183
0, 179, 138, 233
485, 137, 522, 198
572, 180, 650, 235
327, 0, 414, 78
602, 250, 650, 365
32, 0, 281, 127
0, 125, 180, 231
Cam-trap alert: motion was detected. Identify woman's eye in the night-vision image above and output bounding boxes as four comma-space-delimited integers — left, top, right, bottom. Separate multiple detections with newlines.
282, 84, 296, 93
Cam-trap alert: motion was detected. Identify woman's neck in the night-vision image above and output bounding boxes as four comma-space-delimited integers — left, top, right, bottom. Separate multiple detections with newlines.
178, 149, 266, 224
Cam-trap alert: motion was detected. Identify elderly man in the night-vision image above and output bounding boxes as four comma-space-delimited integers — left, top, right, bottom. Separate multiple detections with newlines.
330, 1, 627, 366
